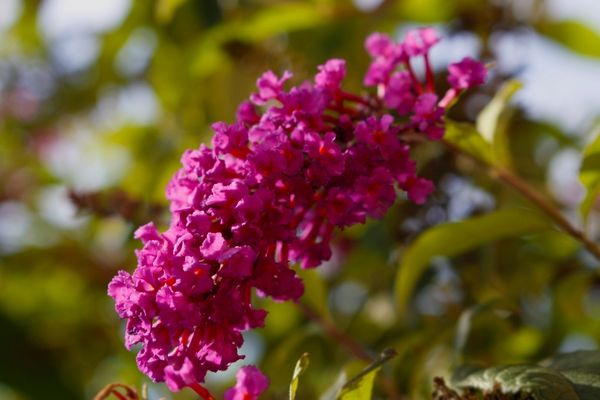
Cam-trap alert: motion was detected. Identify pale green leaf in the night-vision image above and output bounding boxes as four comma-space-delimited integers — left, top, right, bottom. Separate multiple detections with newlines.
337, 349, 396, 400
289, 353, 309, 400
579, 125, 600, 223
445, 120, 493, 164
476, 80, 522, 166
155, 0, 188, 23
394, 209, 552, 313
539, 20, 600, 59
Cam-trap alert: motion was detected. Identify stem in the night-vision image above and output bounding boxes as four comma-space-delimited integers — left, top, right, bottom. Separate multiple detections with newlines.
189, 383, 216, 400
298, 301, 371, 361
444, 139, 600, 260
493, 167, 600, 260
340, 90, 371, 106
423, 54, 435, 92
297, 302, 403, 400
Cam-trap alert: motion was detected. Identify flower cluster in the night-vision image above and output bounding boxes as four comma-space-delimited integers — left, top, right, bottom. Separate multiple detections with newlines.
108, 28, 486, 393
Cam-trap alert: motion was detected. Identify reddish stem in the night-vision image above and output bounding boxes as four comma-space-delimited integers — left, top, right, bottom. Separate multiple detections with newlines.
189, 383, 216, 400
424, 54, 435, 92
404, 60, 423, 94
340, 90, 370, 106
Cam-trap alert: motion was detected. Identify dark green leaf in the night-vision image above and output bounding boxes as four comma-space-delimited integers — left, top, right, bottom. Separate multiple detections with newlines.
543, 351, 600, 399
452, 365, 579, 399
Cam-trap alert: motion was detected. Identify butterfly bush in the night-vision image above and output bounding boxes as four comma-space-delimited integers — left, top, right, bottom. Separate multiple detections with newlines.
108, 28, 486, 392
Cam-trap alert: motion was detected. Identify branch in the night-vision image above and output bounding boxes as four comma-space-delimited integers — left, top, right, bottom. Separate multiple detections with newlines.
297, 302, 403, 400
444, 139, 600, 260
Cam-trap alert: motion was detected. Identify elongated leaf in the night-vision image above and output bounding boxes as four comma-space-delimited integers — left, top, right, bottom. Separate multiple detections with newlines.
395, 209, 552, 313
476, 80, 521, 143
579, 126, 600, 223
539, 20, 600, 59
452, 365, 579, 400
289, 353, 309, 400
445, 120, 493, 164
337, 349, 397, 400
476, 80, 522, 166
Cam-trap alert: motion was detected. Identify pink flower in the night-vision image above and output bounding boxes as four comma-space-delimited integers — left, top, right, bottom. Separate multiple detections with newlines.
403, 27, 440, 56
315, 59, 346, 91
109, 28, 486, 393
224, 366, 269, 400
448, 57, 487, 90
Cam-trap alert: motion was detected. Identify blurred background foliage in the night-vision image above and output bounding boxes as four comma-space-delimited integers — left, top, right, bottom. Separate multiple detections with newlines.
1, 0, 600, 399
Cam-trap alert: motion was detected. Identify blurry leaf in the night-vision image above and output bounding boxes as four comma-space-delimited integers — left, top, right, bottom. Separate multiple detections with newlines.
156, 0, 188, 23
192, 3, 327, 77
337, 349, 397, 400
445, 120, 493, 164
241, 3, 327, 42
395, 208, 552, 313
454, 301, 510, 363
477, 80, 522, 142
452, 365, 579, 399
396, 0, 455, 22
289, 353, 309, 400
476, 80, 522, 166
297, 268, 331, 321
579, 125, 600, 223
539, 20, 600, 58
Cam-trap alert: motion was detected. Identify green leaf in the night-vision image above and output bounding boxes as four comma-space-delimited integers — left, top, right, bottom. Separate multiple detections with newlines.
296, 268, 331, 321
579, 125, 600, 223
476, 80, 522, 166
289, 353, 309, 400
539, 20, 600, 59
543, 351, 600, 399
445, 120, 494, 164
155, 0, 188, 23
240, 3, 326, 42
337, 349, 397, 400
394, 209, 552, 313
452, 365, 579, 400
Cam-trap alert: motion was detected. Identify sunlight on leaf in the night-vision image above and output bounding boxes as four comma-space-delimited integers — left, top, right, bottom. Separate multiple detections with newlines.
289, 353, 310, 400
337, 349, 396, 400
539, 20, 600, 59
445, 120, 493, 164
476, 80, 522, 166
